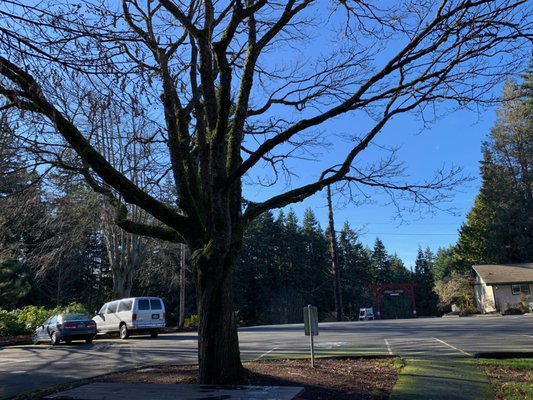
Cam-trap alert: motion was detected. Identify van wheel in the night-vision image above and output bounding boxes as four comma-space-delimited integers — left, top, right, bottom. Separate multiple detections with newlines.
119, 324, 129, 339
50, 332, 60, 345
150, 330, 159, 338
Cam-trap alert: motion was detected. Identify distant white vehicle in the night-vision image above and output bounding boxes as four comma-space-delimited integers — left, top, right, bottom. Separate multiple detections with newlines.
93, 297, 166, 339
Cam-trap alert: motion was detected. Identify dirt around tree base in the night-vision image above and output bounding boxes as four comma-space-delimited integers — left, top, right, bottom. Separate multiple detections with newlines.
100, 357, 399, 400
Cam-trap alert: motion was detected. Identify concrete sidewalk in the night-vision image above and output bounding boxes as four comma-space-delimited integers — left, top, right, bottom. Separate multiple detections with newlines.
390, 357, 494, 400
44, 382, 305, 400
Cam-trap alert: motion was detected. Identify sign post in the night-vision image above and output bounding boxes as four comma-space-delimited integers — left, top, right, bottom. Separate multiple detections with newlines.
303, 305, 318, 367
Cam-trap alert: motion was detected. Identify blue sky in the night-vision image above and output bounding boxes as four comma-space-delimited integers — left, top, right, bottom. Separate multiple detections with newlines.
286, 106, 495, 269
236, 3, 525, 270
244, 101, 498, 269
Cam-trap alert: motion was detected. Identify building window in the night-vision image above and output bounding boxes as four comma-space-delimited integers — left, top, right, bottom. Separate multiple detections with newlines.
511, 284, 530, 295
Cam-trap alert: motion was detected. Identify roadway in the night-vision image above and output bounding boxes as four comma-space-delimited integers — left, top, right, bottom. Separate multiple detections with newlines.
1, 315, 532, 398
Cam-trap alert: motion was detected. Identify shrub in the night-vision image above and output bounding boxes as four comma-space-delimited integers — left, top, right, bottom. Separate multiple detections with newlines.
433, 272, 476, 312
15, 306, 52, 332
183, 314, 199, 328
0, 309, 26, 336
502, 306, 524, 315
0, 302, 92, 336
58, 302, 91, 316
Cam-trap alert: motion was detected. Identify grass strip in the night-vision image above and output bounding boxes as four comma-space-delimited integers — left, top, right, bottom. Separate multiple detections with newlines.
478, 358, 533, 400
390, 357, 494, 400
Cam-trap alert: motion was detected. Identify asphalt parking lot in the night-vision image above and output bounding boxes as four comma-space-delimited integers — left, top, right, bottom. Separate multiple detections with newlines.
1, 315, 532, 399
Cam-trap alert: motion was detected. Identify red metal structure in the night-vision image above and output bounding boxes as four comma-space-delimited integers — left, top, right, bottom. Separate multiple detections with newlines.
370, 283, 417, 319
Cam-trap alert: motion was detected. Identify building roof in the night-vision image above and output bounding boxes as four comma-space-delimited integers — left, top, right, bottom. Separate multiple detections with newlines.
473, 263, 533, 285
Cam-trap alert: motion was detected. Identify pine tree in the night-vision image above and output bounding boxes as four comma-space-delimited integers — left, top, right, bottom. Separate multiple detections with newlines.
0, 116, 45, 261
414, 247, 438, 316
301, 209, 332, 317
338, 222, 373, 318
0, 260, 33, 309
456, 68, 533, 265
31, 179, 105, 307
371, 238, 392, 284
390, 254, 412, 282
0, 115, 47, 306
234, 211, 280, 325
433, 246, 456, 281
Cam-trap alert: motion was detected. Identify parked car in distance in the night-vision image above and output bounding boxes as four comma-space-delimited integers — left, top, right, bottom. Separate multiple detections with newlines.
93, 297, 166, 339
33, 313, 97, 345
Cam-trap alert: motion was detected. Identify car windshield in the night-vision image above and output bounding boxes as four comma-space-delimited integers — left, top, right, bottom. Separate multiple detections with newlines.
61, 314, 89, 322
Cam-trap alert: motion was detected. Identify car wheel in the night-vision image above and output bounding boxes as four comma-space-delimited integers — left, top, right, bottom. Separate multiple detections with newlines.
50, 332, 60, 345
85, 337, 93, 344
66, 339, 72, 345
119, 324, 129, 339
150, 330, 159, 338
32, 334, 39, 345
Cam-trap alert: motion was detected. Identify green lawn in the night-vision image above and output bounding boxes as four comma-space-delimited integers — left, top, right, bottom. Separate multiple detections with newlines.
478, 358, 533, 400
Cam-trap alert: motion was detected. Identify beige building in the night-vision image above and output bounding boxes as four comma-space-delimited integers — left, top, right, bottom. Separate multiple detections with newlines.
473, 263, 533, 313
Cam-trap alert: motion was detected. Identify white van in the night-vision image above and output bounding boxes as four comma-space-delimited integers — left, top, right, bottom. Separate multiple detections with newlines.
93, 297, 166, 339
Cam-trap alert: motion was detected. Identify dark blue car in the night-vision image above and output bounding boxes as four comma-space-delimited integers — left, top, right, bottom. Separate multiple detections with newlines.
33, 313, 97, 345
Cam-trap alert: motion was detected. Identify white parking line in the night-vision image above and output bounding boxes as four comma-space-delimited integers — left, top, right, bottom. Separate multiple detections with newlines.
386, 338, 437, 341
317, 342, 344, 349
524, 335, 533, 339
384, 339, 393, 355
256, 345, 281, 360
1, 358, 28, 363
433, 338, 472, 357
384, 337, 473, 357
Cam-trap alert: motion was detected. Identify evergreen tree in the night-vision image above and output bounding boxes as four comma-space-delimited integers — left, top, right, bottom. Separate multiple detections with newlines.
0, 115, 47, 306
338, 222, 373, 318
414, 247, 438, 316
371, 238, 392, 284
0, 260, 33, 309
456, 69, 533, 265
30, 178, 106, 308
0, 117, 44, 261
390, 254, 412, 283
301, 209, 332, 318
277, 209, 307, 323
433, 246, 456, 281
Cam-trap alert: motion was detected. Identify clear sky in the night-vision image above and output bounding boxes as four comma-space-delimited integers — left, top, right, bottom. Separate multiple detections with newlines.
244, 101, 498, 270
290, 106, 495, 269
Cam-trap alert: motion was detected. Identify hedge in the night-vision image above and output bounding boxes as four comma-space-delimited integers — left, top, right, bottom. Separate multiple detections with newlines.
0, 303, 91, 336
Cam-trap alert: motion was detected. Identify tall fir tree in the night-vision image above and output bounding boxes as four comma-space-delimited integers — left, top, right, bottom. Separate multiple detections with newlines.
414, 247, 438, 316
234, 211, 279, 325
433, 246, 456, 281
456, 67, 533, 266
338, 222, 373, 318
390, 254, 412, 283
301, 209, 332, 317
371, 238, 392, 284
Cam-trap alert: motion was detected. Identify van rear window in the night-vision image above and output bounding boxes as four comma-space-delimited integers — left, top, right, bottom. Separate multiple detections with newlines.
138, 299, 150, 310
150, 299, 162, 310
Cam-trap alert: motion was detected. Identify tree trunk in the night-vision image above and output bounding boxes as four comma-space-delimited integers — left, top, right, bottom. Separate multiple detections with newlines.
112, 267, 134, 299
179, 243, 187, 328
327, 185, 343, 321
195, 251, 242, 383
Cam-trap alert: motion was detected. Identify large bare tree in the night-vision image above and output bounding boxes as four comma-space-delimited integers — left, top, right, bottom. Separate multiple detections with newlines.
0, 0, 531, 383
91, 94, 152, 298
